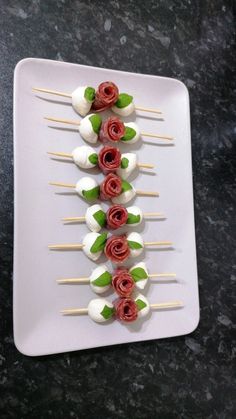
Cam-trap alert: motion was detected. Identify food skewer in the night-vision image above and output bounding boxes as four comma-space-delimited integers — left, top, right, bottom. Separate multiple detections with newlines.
32, 81, 162, 117
48, 232, 173, 262
60, 294, 183, 323
49, 174, 159, 204
62, 204, 164, 232
48, 145, 155, 180
44, 115, 173, 145
57, 262, 176, 295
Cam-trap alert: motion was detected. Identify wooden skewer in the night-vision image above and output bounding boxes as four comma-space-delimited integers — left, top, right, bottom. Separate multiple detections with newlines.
62, 212, 164, 222
49, 241, 172, 250
60, 300, 183, 315
57, 272, 176, 284
47, 152, 154, 169
49, 182, 158, 196
44, 117, 173, 140
32, 87, 162, 114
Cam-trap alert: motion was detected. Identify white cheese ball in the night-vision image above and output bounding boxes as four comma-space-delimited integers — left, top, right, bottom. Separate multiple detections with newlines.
88, 298, 114, 323
72, 146, 97, 169
111, 101, 135, 117
126, 206, 143, 227
116, 153, 137, 180
85, 204, 105, 232
89, 265, 112, 294
122, 122, 141, 145
134, 292, 150, 318
82, 232, 104, 261
129, 262, 148, 290
111, 183, 136, 205
79, 114, 98, 144
72, 86, 93, 116
127, 232, 144, 258
75, 177, 99, 202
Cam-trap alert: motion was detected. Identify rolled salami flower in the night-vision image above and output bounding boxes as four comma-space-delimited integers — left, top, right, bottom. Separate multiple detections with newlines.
61, 296, 183, 323
57, 262, 177, 294
49, 233, 173, 262
62, 205, 164, 232
48, 146, 154, 179
44, 115, 173, 143
49, 175, 159, 204
33, 82, 163, 117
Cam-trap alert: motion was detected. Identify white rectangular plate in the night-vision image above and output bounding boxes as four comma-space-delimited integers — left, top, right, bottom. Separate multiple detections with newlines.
13, 58, 199, 356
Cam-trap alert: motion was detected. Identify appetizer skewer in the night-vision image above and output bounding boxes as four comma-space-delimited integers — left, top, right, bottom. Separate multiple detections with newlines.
62, 204, 164, 232
33, 81, 162, 117
48, 145, 155, 179
57, 262, 176, 295
61, 295, 183, 323
48, 232, 173, 262
49, 174, 159, 204
45, 115, 173, 145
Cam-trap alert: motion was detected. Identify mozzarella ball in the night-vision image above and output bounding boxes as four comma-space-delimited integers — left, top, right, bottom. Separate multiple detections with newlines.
72, 86, 93, 116
134, 292, 150, 318
112, 101, 135, 117
127, 232, 144, 258
121, 122, 141, 144
111, 181, 136, 205
85, 204, 106, 232
89, 265, 112, 294
82, 232, 104, 261
126, 206, 143, 227
72, 146, 98, 169
75, 177, 99, 202
79, 114, 100, 144
129, 262, 148, 290
88, 298, 114, 323
116, 153, 137, 180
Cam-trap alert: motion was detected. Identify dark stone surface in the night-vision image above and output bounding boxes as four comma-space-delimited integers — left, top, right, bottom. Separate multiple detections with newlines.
0, 0, 235, 418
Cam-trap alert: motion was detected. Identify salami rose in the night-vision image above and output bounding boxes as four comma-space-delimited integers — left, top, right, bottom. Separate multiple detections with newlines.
113, 297, 138, 322
92, 82, 119, 112
106, 205, 128, 229
98, 146, 121, 174
112, 268, 135, 297
100, 174, 122, 201
98, 117, 125, 144
104, 235, 130, 263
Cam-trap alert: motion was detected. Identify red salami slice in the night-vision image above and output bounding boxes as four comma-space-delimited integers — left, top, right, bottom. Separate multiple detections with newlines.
98, 146, 121, 175
113, 297, 138, 322
106, 205, 128, 229
98, 117, 125, 144
104, 235, 130, 263
92, 82, 119, 112
112, 267, 135, 297
100, 174, 122, 201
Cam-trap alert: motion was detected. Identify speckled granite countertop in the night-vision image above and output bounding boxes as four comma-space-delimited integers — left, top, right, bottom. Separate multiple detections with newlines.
0, 1, 235, 418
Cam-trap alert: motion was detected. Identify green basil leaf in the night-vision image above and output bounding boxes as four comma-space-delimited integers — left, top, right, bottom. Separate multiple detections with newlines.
121, 179, 132, 193
89, 114, 102, 134
136, 299, 147, 311
100, 304, 115, 320
90, 233, 107, 253
130, 267, 148, 282
92, 271, 112, 287
88, 153, 98, 165
121, 157, 129, 169
93, 210, 106, 227
115, 93, 133, 109
84, 86, 96, 102
82, 186, 100, 201
126, 213, 141, 225
121, 127, 136, 142
127, 240, 143, 250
